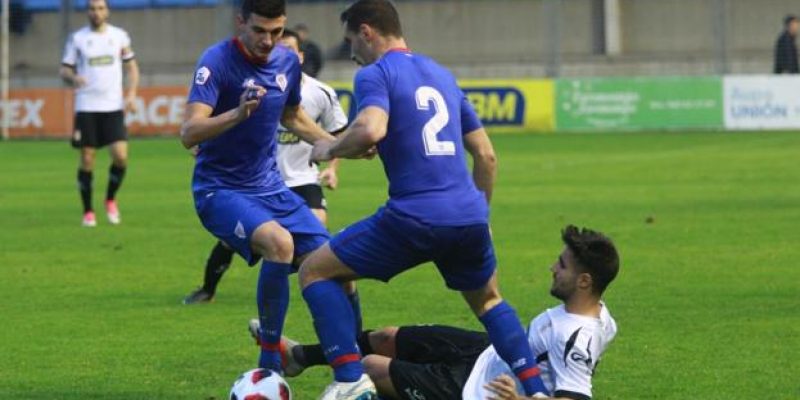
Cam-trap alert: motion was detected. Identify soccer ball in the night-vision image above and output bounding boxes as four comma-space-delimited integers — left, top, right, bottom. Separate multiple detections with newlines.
229, 368, 292, 400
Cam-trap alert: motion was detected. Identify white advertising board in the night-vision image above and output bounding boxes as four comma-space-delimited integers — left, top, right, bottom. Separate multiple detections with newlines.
724, 75, 800, 130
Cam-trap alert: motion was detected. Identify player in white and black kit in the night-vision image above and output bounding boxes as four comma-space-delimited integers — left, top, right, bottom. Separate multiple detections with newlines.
60, 0, 139, 227
272, 225, 619, 400
182, 29, 356, 316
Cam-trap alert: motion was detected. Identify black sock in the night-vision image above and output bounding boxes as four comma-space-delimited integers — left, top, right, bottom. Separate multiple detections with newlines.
297, 330, 374, 368
356, 329, 374, 355
297, 343, 326, 367
106, 165, 126, 201
202, 242, 234, 294
77, 169, 93, 213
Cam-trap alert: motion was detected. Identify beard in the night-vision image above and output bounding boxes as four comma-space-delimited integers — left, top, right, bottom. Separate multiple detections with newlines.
550, 285, 569, 301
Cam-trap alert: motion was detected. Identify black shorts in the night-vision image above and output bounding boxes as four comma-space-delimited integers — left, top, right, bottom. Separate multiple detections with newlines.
389, 325, 489, 400
71, 111, 127, 148
290, 184, 326, 210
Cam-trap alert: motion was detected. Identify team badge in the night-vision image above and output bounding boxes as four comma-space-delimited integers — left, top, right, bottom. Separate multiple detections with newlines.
276, 74, 287, 92
195, 66, 211, 85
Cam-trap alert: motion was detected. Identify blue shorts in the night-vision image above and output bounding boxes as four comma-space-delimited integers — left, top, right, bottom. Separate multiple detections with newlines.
194, 189, 329, 266
330, 207, 496, 291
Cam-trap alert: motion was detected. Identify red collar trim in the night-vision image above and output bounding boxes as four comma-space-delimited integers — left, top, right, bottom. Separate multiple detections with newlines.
232, 37, 269, 65
387, 47, 411, 54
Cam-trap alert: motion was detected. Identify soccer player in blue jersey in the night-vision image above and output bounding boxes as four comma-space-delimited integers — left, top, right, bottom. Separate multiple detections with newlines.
180, 0, 335, 374
296, 1, 549, 399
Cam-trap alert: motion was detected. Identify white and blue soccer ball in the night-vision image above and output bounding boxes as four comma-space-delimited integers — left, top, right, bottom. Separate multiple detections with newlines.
229, 368, 292, 400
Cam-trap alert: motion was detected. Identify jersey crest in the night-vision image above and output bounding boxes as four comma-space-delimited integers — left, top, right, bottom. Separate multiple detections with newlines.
276, 74, 287, 92
195, 66, 211, 85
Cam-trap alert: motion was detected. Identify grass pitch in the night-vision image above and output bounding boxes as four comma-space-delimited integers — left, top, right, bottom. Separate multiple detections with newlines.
1, 131, 798, 399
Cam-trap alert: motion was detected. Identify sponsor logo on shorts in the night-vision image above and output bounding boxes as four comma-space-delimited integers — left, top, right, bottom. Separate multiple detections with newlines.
234, 221, 246, 239
403, 387, 427, 400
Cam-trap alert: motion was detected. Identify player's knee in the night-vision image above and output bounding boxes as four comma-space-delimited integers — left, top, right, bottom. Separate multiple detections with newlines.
80, 151, 96, 170
362, 355, 391, 382
297, 247, 329, 287
252, 222, 294, 262
369, 326, 399, 356
297, 258, 320, 288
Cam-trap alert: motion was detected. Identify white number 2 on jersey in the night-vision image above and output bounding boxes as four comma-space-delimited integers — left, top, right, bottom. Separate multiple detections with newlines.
416, 86, 455, 156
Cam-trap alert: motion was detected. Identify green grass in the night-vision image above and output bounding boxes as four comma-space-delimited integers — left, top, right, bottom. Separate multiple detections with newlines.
1, 131, 799, 399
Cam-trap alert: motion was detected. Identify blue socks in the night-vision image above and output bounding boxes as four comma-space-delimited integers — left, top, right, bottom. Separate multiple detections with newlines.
257, 261, 291, 371
479, 301, 547, 395
303, 280, 363, 382
347, 290, 363, 333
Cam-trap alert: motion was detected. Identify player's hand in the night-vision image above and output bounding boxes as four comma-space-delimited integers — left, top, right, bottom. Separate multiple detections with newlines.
73, 75, 88, 88
311, 139, 335, 163
237, 85, 266, 121
124, 93, 138, 113
485, 374, 524, 400
319, 167, 338, 190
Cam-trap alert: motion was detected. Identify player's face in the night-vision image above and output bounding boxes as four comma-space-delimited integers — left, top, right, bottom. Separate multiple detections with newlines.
87, 0, 109, 28
344, 29, 372, 66
279, 36, 304, 65
549, 248, 581, 301
238, 13, 286, 61
790, 20, 799, 36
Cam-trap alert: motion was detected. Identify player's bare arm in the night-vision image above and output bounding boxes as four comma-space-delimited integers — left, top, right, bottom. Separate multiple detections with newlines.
464, 127, 497, 204
312, 106, 387, 161
280, 104, 336, 144
180, 86, 266, 148
59, 65, 87, 88
122, 49, 140, 112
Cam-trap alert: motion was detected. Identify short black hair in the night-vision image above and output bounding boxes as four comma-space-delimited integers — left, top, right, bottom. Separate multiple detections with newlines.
340, 0, 403, 37
241, 0, 285, 20
562, 225, 619, 295
785, 14, 797, 27
282, 28, 302, 46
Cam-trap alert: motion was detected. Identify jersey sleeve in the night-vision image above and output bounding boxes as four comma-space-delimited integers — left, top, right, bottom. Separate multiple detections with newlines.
354, 65, 389, 114
62, 33, 77, 67
187, 50, 223, 109
460, 92, 483, 135
286, 55, 302, 107
319, 86, 348, 133
120, 29, 135, 61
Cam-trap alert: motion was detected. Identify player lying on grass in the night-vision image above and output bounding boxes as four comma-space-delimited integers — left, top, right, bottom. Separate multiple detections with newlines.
252, 225, 620, 400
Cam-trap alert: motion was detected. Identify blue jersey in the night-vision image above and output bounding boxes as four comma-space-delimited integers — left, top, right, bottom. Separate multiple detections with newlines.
354, 49, 487, 225
188, 38, 302, 194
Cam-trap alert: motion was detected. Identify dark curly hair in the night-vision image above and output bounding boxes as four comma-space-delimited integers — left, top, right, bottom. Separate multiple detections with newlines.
562, 225, 620, 295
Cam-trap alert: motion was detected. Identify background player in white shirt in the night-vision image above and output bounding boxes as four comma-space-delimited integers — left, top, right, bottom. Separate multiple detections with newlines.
182, 29, 358, 321
60, 0, 139, 227
271, 225, 619, 400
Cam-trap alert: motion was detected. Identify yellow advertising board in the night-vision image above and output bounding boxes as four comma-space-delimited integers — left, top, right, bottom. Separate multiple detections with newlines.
329, 78, 555, 133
